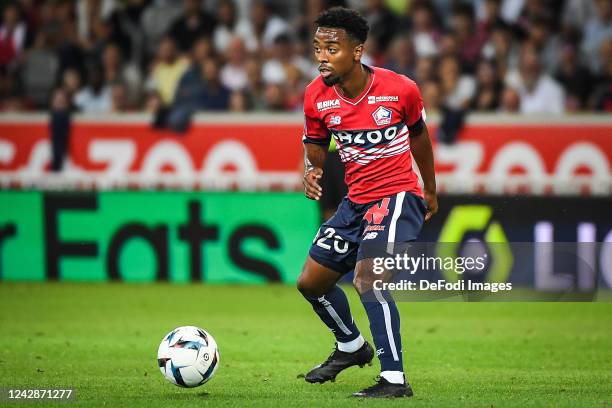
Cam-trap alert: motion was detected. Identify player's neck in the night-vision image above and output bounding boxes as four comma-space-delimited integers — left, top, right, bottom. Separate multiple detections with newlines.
337, 64, 370, 100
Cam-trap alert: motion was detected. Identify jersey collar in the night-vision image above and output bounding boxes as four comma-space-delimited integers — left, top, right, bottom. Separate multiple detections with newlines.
333, 64, 376, 106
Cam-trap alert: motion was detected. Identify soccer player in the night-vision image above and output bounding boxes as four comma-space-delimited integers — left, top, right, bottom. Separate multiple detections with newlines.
297, 7, 438, 398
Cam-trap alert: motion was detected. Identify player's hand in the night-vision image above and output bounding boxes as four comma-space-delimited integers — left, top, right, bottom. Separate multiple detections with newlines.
424, 190, 438, 221
303, 167, 323, 200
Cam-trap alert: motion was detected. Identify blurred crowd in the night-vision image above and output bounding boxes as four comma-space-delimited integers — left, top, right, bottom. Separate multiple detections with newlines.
0, 0, 611, 120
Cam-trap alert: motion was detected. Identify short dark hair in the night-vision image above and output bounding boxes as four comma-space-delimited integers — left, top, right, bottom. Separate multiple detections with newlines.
314, 7, 369, 44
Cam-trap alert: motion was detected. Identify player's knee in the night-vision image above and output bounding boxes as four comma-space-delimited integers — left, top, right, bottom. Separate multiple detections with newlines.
297, 272, 323, 298
296, 274, 308, 294
352, 274, 369, 295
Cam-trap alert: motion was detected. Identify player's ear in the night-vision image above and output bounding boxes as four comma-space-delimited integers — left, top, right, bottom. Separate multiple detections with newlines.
354, 43, 364, 62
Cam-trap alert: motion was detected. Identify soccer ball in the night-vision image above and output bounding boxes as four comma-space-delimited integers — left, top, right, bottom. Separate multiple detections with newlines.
157, 326, 220, 388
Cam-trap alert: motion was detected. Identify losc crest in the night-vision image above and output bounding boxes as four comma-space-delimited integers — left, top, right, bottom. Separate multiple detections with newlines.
372, 106, 393, 126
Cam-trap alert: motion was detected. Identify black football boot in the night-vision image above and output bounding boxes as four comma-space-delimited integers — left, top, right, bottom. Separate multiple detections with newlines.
304, 341, 374, 383
352, 376, 414, 398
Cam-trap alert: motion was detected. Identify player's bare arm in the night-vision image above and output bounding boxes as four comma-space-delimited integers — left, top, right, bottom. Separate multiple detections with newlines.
303, 143, 327, 200
409, 125, 438, 221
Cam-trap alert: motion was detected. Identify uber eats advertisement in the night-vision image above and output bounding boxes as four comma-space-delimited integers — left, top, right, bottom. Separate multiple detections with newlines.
2, 192, 610, 293
0, 191, 319, 283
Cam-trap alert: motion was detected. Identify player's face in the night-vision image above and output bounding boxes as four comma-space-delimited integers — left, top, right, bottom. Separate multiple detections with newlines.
313, 27, 362, 86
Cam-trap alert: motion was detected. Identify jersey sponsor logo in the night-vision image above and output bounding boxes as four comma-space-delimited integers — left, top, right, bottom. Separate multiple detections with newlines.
372, 106, 393, 126
364, 198, 390, 224
365, 225, 386, 232
316, 98, 341, 111
333, 123, 402, 146
329, 115, 342, 126
368, 95, 399, 104
332, 122, 410, 165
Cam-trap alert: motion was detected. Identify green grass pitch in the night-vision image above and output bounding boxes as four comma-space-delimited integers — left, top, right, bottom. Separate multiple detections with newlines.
1, 283, 611, 407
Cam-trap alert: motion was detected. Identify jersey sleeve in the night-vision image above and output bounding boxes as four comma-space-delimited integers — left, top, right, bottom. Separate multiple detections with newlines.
403, 79, 426, 134
302, 88, 330, 146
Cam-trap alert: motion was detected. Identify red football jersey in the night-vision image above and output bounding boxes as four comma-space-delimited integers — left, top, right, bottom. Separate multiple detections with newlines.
303, 65, 425, 204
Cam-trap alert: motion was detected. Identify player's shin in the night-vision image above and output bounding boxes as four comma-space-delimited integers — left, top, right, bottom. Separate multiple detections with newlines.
302, 285, 364, 351
360, 289, 405, 384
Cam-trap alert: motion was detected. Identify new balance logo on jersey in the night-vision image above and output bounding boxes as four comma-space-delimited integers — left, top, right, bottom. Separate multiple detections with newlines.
372, 106, 393, 126
329, 115, 341, 125
316, 99, 340, 111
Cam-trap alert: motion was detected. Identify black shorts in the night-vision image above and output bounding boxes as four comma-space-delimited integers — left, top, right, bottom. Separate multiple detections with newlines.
309, 191, 427, 274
